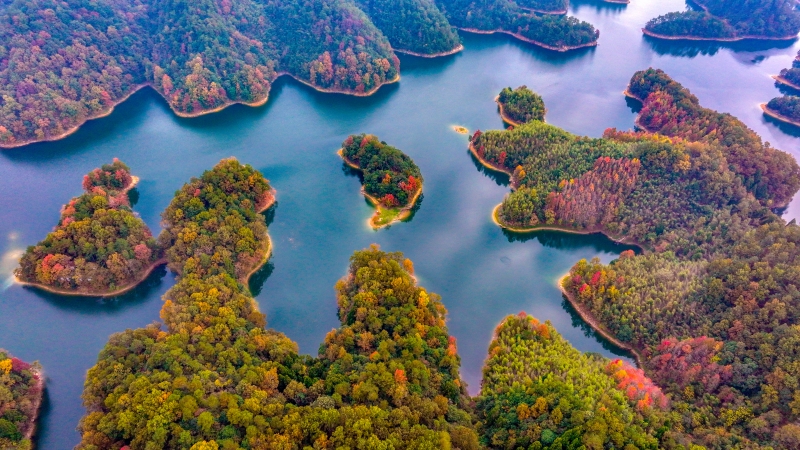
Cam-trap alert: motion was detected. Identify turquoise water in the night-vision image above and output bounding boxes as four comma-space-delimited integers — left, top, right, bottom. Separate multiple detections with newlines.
1, 0, 799, 447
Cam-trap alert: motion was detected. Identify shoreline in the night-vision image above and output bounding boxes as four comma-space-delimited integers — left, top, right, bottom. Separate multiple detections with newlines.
772, 74, 800, 91
761, 103, 800, 127
642, 28, 799, 42
242, 189, 277, 286
468, 142, 518, 187
458, 28, 598, 52
15, 258, 168, 298
2, 71, 401, 149
394, 44, 464, 58
603, 0, 630, 4
495, 96, 523, 127
23, 367, 44, 444
491, 204, 645, 249
337, 149, 423, 229
622, 88, 644, 103
558, 274, 645, 368
519, 6, 567, 14
0, 83, 149, 149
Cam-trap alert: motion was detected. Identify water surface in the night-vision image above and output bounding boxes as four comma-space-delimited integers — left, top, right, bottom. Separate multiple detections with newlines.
1, 0, 799, 447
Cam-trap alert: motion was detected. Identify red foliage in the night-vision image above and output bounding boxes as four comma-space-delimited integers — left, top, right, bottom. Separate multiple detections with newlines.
606, 359, 668, 410
134, 243, 152, 262
648, 336, 731, 395
545, 156, 640, 230
11, 357, 31, 372
381, 193, 398, 207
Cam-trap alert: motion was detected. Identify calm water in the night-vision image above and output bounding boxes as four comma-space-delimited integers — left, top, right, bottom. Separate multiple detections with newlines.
2, 0, 800, 447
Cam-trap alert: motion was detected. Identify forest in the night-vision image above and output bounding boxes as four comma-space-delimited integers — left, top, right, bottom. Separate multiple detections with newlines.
341, 134, 423, 210
775, 50, 800, 88
465, 68, 800, 448
513, 0, 567, 13
497, 86, 546, 125
0, 0, 599, 147
765, 95, 800, 123
15, 159, 160, 295
643, 0, 800, 39
0, 350, 41, 450
75, 158, 685, 449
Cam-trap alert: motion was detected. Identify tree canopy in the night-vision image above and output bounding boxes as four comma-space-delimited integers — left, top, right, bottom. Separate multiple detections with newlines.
0, 350, 42, 450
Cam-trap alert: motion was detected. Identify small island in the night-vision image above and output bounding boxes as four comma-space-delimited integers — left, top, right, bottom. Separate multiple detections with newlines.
0, 349, 44, 450
339, 134, 423, 229
15, 159, 162, 297
762, 97, 800, 127
496, 85, 546, 126
642, 1, 800, 41
452, 125, 469, 134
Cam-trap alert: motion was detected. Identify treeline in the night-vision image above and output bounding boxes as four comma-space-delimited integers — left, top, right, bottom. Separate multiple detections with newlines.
0, 350, 42, 450
644, 0, 800, 39
457, 69, 800, 447
15, 159, 160, 294
497, 85, 546, 124
514, 0, 567, 13
0, 0, 600, 147
476, 313, 678, 448
628, 68, 800, 208
341, 134, 422, 208
437, 0, 599, 49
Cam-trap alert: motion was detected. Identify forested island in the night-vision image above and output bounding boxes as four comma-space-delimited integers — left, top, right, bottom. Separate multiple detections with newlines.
469, 68, 800, 447
763, 96, 800, 127
0, 350, 43, 450
15, 159, 161, 296
496, 85, 546, 126
340, 134, 423, 228
643, 0, 800, 41
0, 0, 599, 148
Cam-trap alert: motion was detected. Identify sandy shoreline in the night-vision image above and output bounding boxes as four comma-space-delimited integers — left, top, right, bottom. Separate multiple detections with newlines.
15, 258, 168, 298
642, 28, 799, 42
337, 149, 422, 229
558, 274, 645, 367
458, 28, 598, 52
242, 190, 277, 286
394, 45, 464, 58
772, 74, 800, 91
761, 103, 800, 127
468, 142, 518, 187
1, 72, 401, 149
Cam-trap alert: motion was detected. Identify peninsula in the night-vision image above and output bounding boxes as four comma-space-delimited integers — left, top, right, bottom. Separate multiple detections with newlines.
15, 159, 162, 297
642, 0, 800, 42
339, 135, 423, 229
0, 350, 44, 450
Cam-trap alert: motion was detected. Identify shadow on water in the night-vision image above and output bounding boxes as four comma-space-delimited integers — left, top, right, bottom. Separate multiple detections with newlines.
763, 112, 800, 137
502, 228, 640, 254
127, 187, 140, 207
262, 202, 277, 228
644, 34, 797, 59
341, 162, 364, 181
248, 261, 275, 297
31, 386, 52, 449
458, 31, 597, 65
571, 0, 628, 15
27, 264, 170, 314
397, 51, 461, 75
625, 95, 643, 114
776, 81, 800, 96
0, 88, 156, 164
468, 150, 510, 187
281, 73, 401, 115
561, 296, 636, 362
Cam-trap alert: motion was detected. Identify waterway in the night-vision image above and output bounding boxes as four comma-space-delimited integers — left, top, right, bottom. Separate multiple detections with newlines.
0, 0, 798, 447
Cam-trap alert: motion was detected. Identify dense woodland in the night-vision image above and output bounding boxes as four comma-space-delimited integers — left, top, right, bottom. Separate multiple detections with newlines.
0, 350, 42, 450
468, 68, 800, 448
15, 159, 160, 294
476, 314, 676, 448
644, 0, 800, 39
766, 95, 800, 122
341, 134, 423, 209
0, 0, 599, 147
497, 85, 545, 124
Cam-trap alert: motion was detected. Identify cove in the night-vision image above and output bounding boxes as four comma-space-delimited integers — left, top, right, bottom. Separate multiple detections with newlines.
1, 0, 800, 447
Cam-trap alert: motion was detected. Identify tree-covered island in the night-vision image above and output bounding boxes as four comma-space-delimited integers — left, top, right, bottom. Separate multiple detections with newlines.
0, 0, 600, 149
15, 159, 161, 296
340, 134, 423, 229
763, 50, 800, 127
0, 350, 43, 450
643, 0, 800, 41
496, 86, 547, 126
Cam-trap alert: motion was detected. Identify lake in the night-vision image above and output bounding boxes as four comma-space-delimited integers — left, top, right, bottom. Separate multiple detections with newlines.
1, 0, 799, 447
